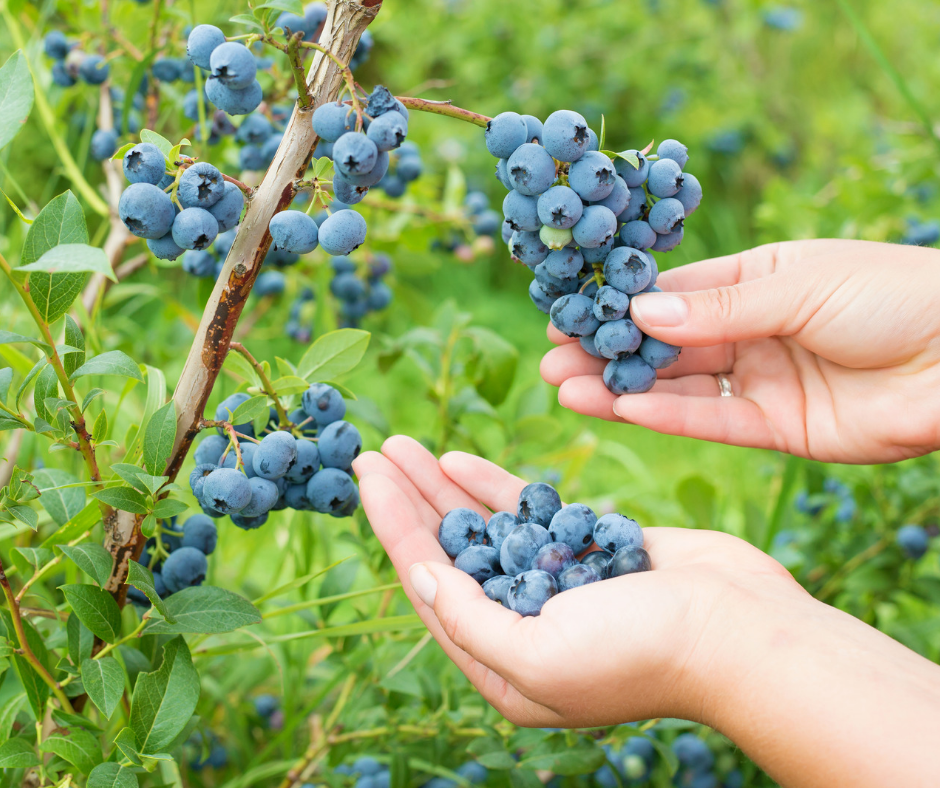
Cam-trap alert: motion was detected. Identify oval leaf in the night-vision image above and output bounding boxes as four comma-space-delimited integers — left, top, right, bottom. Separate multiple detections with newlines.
18, 243, 116, 281
70, 350, 143, 383
88, 763, 139, 788
81, 657, 126, 719
0, 51, 34, 151
60, 584, 122, 643
297, 328, 370, 382
144, 585, 261, 634
142, 400, 176, 475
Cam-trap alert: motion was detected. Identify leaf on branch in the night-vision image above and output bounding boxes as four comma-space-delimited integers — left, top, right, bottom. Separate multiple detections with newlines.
126, 561, 173, 622
152, 498, 187, 519
81, 657, 126, 719
112, 728, 143, 767
229, 394, 268, 425
0, 693, 26, 746
144, 585, 261, 634
16, 243, 115, 281
60, 543, 114, 588
0, 51, 34, 152
70, 350, 144, 383
33, 467, 86, 526
63, 315, 86, 377
0, 330, 48, 349
255, 0, 304, 16
60, 584, 122, 642
139, 129, 174, 158
10, 546, 54, 572
142, 400, 176, 476
297, 328, 370, 381
92, 485, 149, 514
40, 500, 99, 549
229, 13, 266, 30
40, 724, 102, 775
111, 142, 137, 162
81, 388, 105, 413
0, 737, 39, 769
88, 762, 140, 788
270, 376, 309, 396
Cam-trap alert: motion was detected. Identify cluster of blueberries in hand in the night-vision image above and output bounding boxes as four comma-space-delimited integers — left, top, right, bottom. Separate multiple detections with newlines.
186, 25, 264, 116
485, 109, 703, 395
118, 142, 244, 261
190, 382, 362, 529
440, 482, 650, 617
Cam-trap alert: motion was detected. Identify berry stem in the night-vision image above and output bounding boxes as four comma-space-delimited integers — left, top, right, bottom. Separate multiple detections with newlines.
201, 419, 246, 470
229, 341, 291, 428
395, 96, 491, 128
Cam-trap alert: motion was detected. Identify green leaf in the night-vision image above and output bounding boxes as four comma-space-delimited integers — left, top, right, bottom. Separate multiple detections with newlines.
109, 463, 150, 493
0, 737, 39, 768
142, 400, 176, 475
676, 475, 717, 530
296, 328, 370, 381
10, 546, 53, 571
129, 636, 200, 754
67, 613, 95, 666
229, 394, 268, 425
81, 388, 105, 412
33, 363, 58, 424
88, 762, 140, 788
93, 409, 108, 443
144, 586, 261, 634
92, 485, 149, 514
40, 725, 102, 774
5, 504, 37, 530
112, 728, 142, 766
33, 468, 85, 526
70, 350, 144, 383
41, 500, 100, 549
257, 0, 304, 15
60, 543, 114, 588
152, 498, 187, 518
519, 742, 606, 775
0, 694, 25, 745
17, 243, 116, 281
611, 149, 641, 170
111, 142, 136, 161
63, 315, 85, 377
467, 326, 518, 407
466, 738, 517, 770
81, 657, 125, 719
229, 13, 266, 30
126, 561, 173, 622
271, 375, 310, 396
0, 51, 34, 151
60, 584, 122, 642
139, 129, 173, 158
222, 350, 259, 383
0, 330, 47, 349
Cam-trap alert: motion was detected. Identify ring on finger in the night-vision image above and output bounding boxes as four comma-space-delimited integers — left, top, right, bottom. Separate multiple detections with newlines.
715, 373, 733, 397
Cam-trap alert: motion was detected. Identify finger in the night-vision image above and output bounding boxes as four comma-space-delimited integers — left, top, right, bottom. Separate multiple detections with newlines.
439, 452, 529, 514
352, 450, 441, 532
547, 322, 579, 346
611, 392, 778, 449
540, 342, 607, 386
557, 376, 620, 421
380, 435, 491, 519
647, 374, 736, 398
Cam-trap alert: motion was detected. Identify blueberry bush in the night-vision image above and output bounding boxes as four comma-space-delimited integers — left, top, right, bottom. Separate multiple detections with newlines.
0, 0, 938, 786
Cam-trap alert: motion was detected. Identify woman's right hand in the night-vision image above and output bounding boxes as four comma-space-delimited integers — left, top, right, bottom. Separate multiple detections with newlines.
540, 240, 940, 464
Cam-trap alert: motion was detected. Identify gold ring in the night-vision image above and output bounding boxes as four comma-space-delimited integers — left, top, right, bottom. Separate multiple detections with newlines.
716, 373, 733, 397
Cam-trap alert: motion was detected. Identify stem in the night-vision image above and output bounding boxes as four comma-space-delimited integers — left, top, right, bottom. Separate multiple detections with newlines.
361, 194, 464, 224
16, 529, 94, 603
285, 32, 315, 109
292, 39, 361, 126
0, 558, 75, 713
94, 618, 146, 660
814, 538, 889, 603
396, 96, 491, 128
229, 342, 290, 428
201, 420, 245, 470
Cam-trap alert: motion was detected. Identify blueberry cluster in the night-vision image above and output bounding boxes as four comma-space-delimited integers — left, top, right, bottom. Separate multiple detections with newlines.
594, 736, 656, 786
186, 25, 263, 116
275, 2, 328, 41
190, 383, 362, 528
330, 253, 393, 328
794, 477, 856, 523
440, 482, 650, 617
464, 190, 502, 237
43, 31, 110, 87
181, 227, 238, 277
331, 757, 487, 788
118, 142, 244, 262
485, 110, 702, 394
236, 111, 289, 171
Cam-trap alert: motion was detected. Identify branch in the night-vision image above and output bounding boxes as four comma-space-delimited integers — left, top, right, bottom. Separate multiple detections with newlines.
229, 342, 291, 428
396, 96, 491, 128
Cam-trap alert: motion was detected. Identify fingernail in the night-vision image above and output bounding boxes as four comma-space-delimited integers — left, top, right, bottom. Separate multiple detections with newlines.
611, 400, 632, 422
408, 563, 437, 607
631, 294, 689, 327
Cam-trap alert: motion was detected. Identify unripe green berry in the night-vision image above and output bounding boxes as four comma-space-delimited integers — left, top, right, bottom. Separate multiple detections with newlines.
539, 225, 573, 250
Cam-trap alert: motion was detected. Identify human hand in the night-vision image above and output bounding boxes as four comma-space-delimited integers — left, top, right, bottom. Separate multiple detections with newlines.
541, 240, 940, 464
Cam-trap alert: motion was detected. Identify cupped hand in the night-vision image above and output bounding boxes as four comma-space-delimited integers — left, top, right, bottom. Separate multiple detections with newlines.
540, 240, 940, 464
352, 435, 806, 729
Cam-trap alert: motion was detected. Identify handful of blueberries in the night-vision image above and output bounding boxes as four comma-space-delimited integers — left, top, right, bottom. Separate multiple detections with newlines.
440, 482, 650, 617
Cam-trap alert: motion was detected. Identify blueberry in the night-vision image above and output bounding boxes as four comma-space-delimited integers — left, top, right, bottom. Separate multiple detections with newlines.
672, 734, 714, 773
239, 476, 280, 517
604, 247, 653, 295
897, 524, 930, 560
608, 546, 652, 577
647, 197, 685, 235
439, 508, 487, 558
542, 109, 590, 163
90, 128, 118, 162
282, 482, 311, 510
581, 236, 616, 264
651, 228, 684, 252
268, 210, 319, 254
119, 183, 176, 239
482, 575, 513, 605
51, 61, 76, 87
206, 78, 263, 116
541, 248, 583, 281
79, 54, 109, 84
162, 546, 208, 593
509, 230, 549, 267
517, 482, 562, 526
675, 172, 702, 216
572, 205, 617, 249
550, 293, 600, 338
318, 210, 367, 255
181, 250, 215, 278
331, 256, 356, 274
472, 209, 501, 236
580, 550, 610, 578
152, 57, 183, 82
209, 42, 257, 90
481, 512, 517, 554
380, 174, 406, 197
395, 154, 422, 182
44, 31, 70, 60
502, 190, 541, 232
123, 143, 171, 187
236, 114, 274, 145
506, 143, 556, 196
455, 545, 502, 584
594, 513, 643, 554
207, 182, 244, 233
220, 441, 257, 477
531, 542, 576, 578
647, 158, 684, 198
528, 279, 556, 314
557, 563, 601, 592
499, 523, 552, 575
593, 175, 630, 217
342, 149, 390, 187
494, 158, 512, 190
252, 431, 298, 479
455, 762, 489, 784
484, 111, 528, 159
331, 272, 367, 300
179, 162, 225, 209
172, 207, 219, 251
214, 392, 255, 438
285, 439, 320, 484
301, 383, 346, 426
537, 185, 583, 230
578, 333, 604, 358
365, 85, 399, 117
657, 139, 689, 169
195, 434, 228, 465
189, 463, 218, 495
593, 286, 630, 322
333, 132, 378, 177
367, 281, 393, 310
187, 24, 226, 70
307, 468, 357, 514
548, 503, 597, 552
638, 336, 681, 369
618, 186, 647, 223
568, 151, 616, 202
366, 110, 408, 152
181, 514, 218, 555
353, 757, 382, 776
521, 114, 543, 144
464, 191, 490, 215
614, 151, 650, 188
317, 420, 362, 468
605, 352, 656, 396
507, 569, 557, 617
620, 220, 657, 250
254, 694, 278, 717
594, 319, 643, 360
202, 468, 252, 514
231, 512, 269, 529
534, 264, 579, 299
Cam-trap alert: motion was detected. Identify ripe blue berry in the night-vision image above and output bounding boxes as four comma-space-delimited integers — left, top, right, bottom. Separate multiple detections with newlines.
534, 264, 578, 299
181, 514, 218, 555
79, 54, 109, 84
657, 138, 689, 168
236, 114, 274, 144
202, 468, 252, 514
307, 468, 357, 514
209, 42, 257, 90
194, 434, 228, 465
542, 109, 590, 163
572, 205, 617, 249
647, 158, 684, 198
485, 511, 520, 553
593, 286, 631, 322
285, 439, 320, 484
675, 172, 703, 216
187, 25, 226, 70
231, 512, 269, 529
517, 482, 562, 526
542, 247, 584, 279
123, 143, 167, 186
502, 190, 541, 232
119, 183, 176, 239
609, 546, 652, 577
549, 503, 597, 552
318, 210, 367, 255
182, 250, 216, 277
507, 569, 557, 617
312, 101, 353, 142
439, 508, 487, 559
638, 336, 681, 369
651, 228, 684, 252
317, 420, 362, 469
90, 129, 118, 162
206, 78, 263, 116
648, 197, 685, 235
581, 236, 615, 264
614, 151, 650, 188
482, 575, 513, 606
333, 132, 378, 176
568, 151, 616, 202
579, 333, 604, 358
537, 185, 583, 230
485, 111, 528, 159
528, 280, 556, 314
550, 293, 600, 338
897, 524, 930, 560
620, 220, 657, 250
531, 542, 576, 578
162, 547, 208, 593
521, 114, 543, 144
301, 383, 345, 426
343, 150, 390, 188
172, 207, 219, 251
269, 210, 319, 254
44, 31, 70, 60
455, 545, 502, 584
366, 110, 408, 152
240, 476, 280, 517
208, 182, 244, 233
152, 57, 183, 82
604, 355, 656, 395
594, 513, 643, 554
510, 230, 549, 267
580, 550, 610, 578
215, 392, 254, 438
179, 162, 225, 209
594, 319, 643, 360
252, 431, 298, 479
603, 247, 653, 295
51, 61, 76, 87
506, 143, 556, 196
557, 563, 602, 592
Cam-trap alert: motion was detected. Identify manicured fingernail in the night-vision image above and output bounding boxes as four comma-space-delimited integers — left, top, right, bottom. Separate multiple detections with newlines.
611, 400, 632, 422
409, 564, 437, 607
631, 294, 689, 327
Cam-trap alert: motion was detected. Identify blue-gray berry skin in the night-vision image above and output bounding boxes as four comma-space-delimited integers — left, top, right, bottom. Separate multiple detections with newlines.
367, 110, 408, 152
534, 264, 579, 299
542, 247, 584, 279
657, 138, 689, 169
482, 575, 513, 606
581, 236, 615, 264
638, 336, 681, 369
79, 54, 109, 84
312, 102, 352, 142
537, 185, 583, 229
207, 182, 244, 233
648, 197, 685, 235
502, 190, 541, 232
521, 114, 543, 144
365, 85, 398, 116
332, 172, 369, 205
209, 42, 257, 90
672, 734, 714, 774
51, 61, 76, 87
604, 247, 653, 295
317, 420, 362, 469
608, 545, 652, 577
604, 355, 656, 395
333, 132, 378, 176
172, 207, 219, 251
572, 205, 617, 249
517, 482, 562, 527
579, 333, 605, 358
318, 210, 367, 255
396, 154, 422, 182
44, 30, 70, 60
240, 476, 280, 517
619, 186, 647, 223
528, 279, 556, 314
366, 280, 393, 310
206, 78, 263, 116
580, 550, 610, 578
152, 57, 183, 82
486, 511, 520, 553
615, 151, 650, 188
592, 175, 630, 216
464, 191, 489, 215
549, 503, 598, 553
331, 272, 366, 300
307, 468, 357, 514
283, 483, 311, 510
472, 209, 501, 236
252, 431, 298, 479
594, 513, 643, 554
162, 547, 209, 593
236, 114, 273, 144
181, 514, 218, 555
897, 524, 930, 560
542, 109, 590, 163
91, 129, 118, 161
647, 158, 684, 198
507, 569, 557, 617
558, 563, 602, 592
651, 227, 684, 252
439, 508, 488, 558
194, 434, 228, 465
594, 319, 643, 360
178, 162, 225, 209
455, 545, 502, 584
119, 183, 176, 239
269, 211, 319, 254
182, 250, 216, 277
285, 438, 320, 484
531, 542, 576, 578
509, 230, 549, 267
500, 522, 552, 576
187, 25, 226, 69
343, 149, 389, 187
189, 463, 218, 496
550, 293, 600, 338
568, 151, 616, 202
202, 468, 252, 514
586, 128, 599, 152
231, 511, 269, 529
674, 172, 703, 216
506, 143, 557, 196
485, 111, 528, 159
620, 220, 657, 250
593, 286, 631, 322
302, 383, 345, 426
215, 392, 255, 438
494, 158, 512, 190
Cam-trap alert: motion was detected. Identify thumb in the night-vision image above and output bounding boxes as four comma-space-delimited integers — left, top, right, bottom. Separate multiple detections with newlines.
630, 275, 797, 347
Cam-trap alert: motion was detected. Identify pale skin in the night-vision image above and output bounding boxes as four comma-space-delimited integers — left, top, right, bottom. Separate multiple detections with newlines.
353, 240, 940, 788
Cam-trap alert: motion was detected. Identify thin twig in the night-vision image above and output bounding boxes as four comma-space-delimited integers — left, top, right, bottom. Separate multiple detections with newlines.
229, 342, 290, 428
396, 96, 491, 128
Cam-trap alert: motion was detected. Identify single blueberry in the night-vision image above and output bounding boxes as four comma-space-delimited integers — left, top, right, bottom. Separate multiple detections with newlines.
638, 336, 681, 369
550, 293, 600, 338
594, 513, 644, 554
119, 183, 176, 239
507, 569, 557, 617
172, 207, 220, 251
302, 383, 346, 426
593, 286, 631, 322
485, 111, 528, 159
594, 319, 643, 360
528, 279, 556, 314
178, 162, 225, 209
318, 420, 362, 469
482, 575, 514, 606
542, 109, 590, 163
568, 151, 616, 202
647, 158, 684, 198
90, 128, 119, 162
208, 182, 245, 233
615, 151, 650, 188
897, 524, 930, 560
657, 138, 689, 169
241, 476, 281, 517
202, 468, 252, 514
285, 438, 320, 484
307, 468, 357, 514
549, 503, 598, 552
603, 247, 653, 295
187, 24, 226, 70
78, 54, 109, 85
318, 210, 367, 256
580, 550, 611, 578
439, 508, 488, 558
506, 143, 557, 196
537, 185, 583, 230
647, 197, 685, 235
455, 545, 502, 584
252, 430, 298, 480
608, 545, 652, 577
572, 205, 618, 249
206, 78, 263, 116
530, 542, 577, 578
162, 546, 208, 593
499, 522, 552, 576
209, 42, 257, 90
333, 132, 378, 177
486, 511, 520, 552
269, 210, 319, 254
593, 175, 631, 216
557, 563, 602, 592
181, 514, 219, 555
521, 114, 543, 144
194, 434, 228, 465
674, 172, 703, 216
620, 220, 657, 250
366, 110, 408, 152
